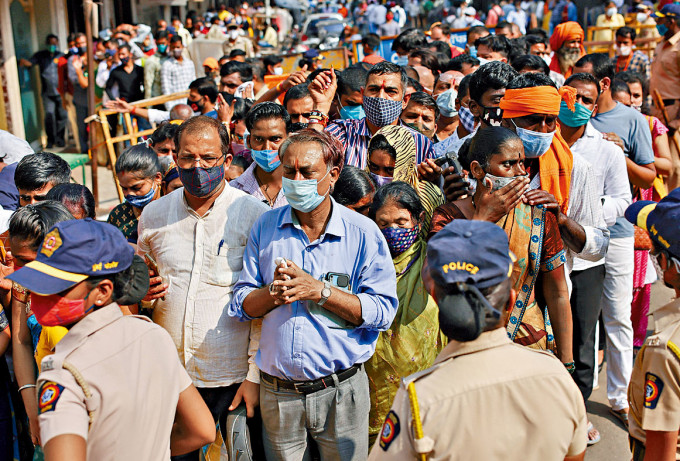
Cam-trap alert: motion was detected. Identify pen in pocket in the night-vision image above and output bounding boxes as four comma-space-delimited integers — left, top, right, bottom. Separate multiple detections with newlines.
218, 239, 224, 255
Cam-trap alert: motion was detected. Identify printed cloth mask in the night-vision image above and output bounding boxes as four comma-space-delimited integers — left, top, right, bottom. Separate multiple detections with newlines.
282, 171, 330, 213
482, 172, 528, 190
381, 225, 419, 256
179, 161, 225, 197
363, 96, 403, 127
558, 101, 593, 127
158, 44, 168, 54
482, 105, 504, 126
458, 106, 476, 133
120, 56, 130, 66
340, 104, 366, 120
252, 149, 281, 172
512, 121, 555, 158
125, 186, 156, 209
273, 67, 284, 75
657, 23, 669, 36
616, 44, 632, 56
31, 292, 95, 327
370, 172, 393, 187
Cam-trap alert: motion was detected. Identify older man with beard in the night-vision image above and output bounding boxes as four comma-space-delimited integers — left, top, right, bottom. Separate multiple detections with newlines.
549, 22, 586, 79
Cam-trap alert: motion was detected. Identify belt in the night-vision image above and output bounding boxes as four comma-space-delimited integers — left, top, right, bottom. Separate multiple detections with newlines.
261, 364, 361, 395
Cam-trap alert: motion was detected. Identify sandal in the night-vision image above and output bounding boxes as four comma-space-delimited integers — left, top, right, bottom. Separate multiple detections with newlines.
587, 422, 601, 446
610, 408, 629, 428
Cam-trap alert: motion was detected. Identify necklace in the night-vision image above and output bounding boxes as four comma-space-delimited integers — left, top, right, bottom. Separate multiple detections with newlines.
254, 170, 279, 207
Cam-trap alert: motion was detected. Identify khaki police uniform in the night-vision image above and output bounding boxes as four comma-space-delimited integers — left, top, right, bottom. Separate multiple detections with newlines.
629, 298, 680, 460
37, 303, 192, 460
367, 328, 588, 460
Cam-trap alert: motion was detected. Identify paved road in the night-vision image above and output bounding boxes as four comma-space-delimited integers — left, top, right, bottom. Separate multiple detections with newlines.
585, 282, 675, 460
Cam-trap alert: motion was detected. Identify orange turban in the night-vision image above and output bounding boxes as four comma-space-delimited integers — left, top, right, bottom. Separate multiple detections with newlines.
549, 22, 585, 78
499, 85, 577, 214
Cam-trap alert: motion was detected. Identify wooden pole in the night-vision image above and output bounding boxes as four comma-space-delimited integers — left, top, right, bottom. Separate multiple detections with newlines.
84, 0, 99, 206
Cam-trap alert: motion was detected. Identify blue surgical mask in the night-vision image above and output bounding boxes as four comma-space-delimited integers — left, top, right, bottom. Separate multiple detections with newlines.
158, 44, 168, 54
282, 170, 330, 212
340, 104, 366, 120
69, 46, 79, 55
370, 172, 393, 187
558, 101, 593, 128
468, 45, 477, 58
657, 23, 669, 35
396, 55, 409, 66
125, 186, 156, 209
252, 149, 281, 172
512, 121, 555, 158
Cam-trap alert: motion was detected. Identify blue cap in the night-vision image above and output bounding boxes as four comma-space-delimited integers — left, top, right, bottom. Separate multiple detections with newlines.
653, 4, 680, 18
437, 88, 458, 118
303, 49, 323, 59
625, 188, 680, 258
424, 220, 515, 291
7, 219, 134, 295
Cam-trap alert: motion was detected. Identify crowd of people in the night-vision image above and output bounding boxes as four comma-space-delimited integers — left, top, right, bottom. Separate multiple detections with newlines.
2, 0, 680, 459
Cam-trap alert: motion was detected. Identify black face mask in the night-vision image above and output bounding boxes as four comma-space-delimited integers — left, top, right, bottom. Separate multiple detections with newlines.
189, 98, 205, 113
77, 46, 87, 56
436, 283, 502, 342
481, 105, 504, 126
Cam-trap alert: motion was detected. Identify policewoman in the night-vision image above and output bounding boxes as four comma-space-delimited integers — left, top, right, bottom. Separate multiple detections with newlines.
7, 219, 215, 461
368, 220, 587, 461
625, 189, 680, 461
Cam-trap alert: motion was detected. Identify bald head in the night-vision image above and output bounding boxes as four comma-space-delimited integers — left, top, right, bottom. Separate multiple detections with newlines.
413, 65, 435, 94
170, 104, 194, 121
434, 70, 464, 97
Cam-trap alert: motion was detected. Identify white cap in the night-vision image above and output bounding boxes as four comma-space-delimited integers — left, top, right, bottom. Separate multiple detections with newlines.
464, 6, 477, 16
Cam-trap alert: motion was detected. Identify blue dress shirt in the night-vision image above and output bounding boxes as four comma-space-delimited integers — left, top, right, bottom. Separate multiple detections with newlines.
229, 199, 399, 381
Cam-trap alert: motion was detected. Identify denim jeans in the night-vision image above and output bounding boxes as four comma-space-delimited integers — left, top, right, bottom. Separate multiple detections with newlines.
260, 366, 370, 461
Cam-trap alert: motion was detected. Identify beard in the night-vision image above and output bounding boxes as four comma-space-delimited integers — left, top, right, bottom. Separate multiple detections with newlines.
557, 46, 582, 68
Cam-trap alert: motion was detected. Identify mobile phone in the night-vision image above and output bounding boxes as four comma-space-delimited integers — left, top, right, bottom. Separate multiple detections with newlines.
324, 272, 351, 290
434, 151, 464, 175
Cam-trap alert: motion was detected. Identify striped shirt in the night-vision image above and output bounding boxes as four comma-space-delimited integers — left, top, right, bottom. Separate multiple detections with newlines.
325, 118, 438, 169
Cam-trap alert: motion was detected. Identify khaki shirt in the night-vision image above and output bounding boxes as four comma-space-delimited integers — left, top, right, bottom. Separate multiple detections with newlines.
651, 31, 680, 100
37, 304, 192, 460
629, 298, 680, 459
367, 328, 588, 461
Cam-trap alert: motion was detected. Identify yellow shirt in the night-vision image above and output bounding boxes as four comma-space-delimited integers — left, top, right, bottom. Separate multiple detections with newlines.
594, 13, 626, 42
35, 326, 68, 368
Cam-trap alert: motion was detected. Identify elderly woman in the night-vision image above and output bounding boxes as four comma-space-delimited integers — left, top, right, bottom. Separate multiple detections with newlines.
365, 181, 446, 444
367, 125, 444, 235
107, 144, 163, 244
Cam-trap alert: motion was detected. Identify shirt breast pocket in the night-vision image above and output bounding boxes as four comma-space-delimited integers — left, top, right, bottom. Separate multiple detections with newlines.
205, 244, 245, 287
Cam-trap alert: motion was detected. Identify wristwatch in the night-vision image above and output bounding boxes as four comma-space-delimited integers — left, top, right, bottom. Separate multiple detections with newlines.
318, 281, 332, 306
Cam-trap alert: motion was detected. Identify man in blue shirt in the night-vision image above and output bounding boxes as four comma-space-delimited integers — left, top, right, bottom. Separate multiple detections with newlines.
230, 130, 398, 461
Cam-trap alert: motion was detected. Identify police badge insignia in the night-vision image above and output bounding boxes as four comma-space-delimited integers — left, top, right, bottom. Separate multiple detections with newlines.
379, 410, 401, 451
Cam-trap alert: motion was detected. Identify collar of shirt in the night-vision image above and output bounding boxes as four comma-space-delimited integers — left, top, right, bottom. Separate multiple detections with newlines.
653, 298, 680, 332
433, 327, 511, 364
54, 303, 125, 352
280, 197, 346, 239
180, 180, 229, 218
667, 30, 680, 46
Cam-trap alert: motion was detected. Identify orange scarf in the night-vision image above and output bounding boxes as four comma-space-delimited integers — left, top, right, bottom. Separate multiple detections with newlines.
548, 21, 585, 77
500, 86, 576, 214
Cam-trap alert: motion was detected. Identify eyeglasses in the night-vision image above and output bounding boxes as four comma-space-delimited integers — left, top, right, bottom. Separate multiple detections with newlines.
176, 154, 225, 169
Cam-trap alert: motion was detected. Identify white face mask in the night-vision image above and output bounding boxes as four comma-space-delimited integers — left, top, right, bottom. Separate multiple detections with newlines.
637, 12, 648, 23
607, 7, 618, 16
616, 44, 632, 56
542, 54, 552, 66
273, 67, 283, 76
229, 30, 240, 40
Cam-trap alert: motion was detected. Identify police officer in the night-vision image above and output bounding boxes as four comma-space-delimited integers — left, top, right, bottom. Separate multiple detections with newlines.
7, 219, 216, 460
367, 220, 588, 461
625, 189, 680, 461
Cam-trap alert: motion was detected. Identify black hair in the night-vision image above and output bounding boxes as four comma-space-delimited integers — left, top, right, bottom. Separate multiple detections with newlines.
331, 165, 376, 207
150, 121, 180, 145
283, 83, 311, 108
466, 25, 490, 40
232, 97, 254, 121
429, 40, 453, 57
524, 34, 550, 49
457, 74, 473, 100
263, 55, 283, 69
447, 54, 480, 72
189, 77, 219, 103
118, 43, 132, 54
496, 20, 513, 32
368, 134, 398, 160
409, 48, 440, 73
564, 72, 602, 94
169, 35, 183, 45
407, 77, 424, 92
220, 60, 253, 81
367, 61, 409, 95
610, 78, 632, 96
87, 254, 150, 306
615, 26, 636, 41
229, 49, 247, 58
469, 61, 518, 103
8, 201, 74, 250
462, 126, 521, 170
408, 91, 440, 121
230, 155, 250, 171
616, 70, 646, 88
175, 115, 230, 158
508, 37, 528, 62
511, 54, 550, 76
245, 101, 291, 133
475, 34, 512, 58
15, 152, 71, 192
432, 22, 451, 35
115, 144, 163, 178
45, 184, 96, 219
368, 181, 424, 221
46, 34, 58, 43
392, 29, 428, 53
526, 28, 548, 38
507, 71, 556, 90
247, 58, 265, 80
155, 30, 170, 41
361, 33, 381, 50
306, 68, 327, 83
574, 53, 615, 81
338, 65, 369, 96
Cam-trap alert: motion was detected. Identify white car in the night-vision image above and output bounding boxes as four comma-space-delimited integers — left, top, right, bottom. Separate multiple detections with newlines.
301, 13, 346, 48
